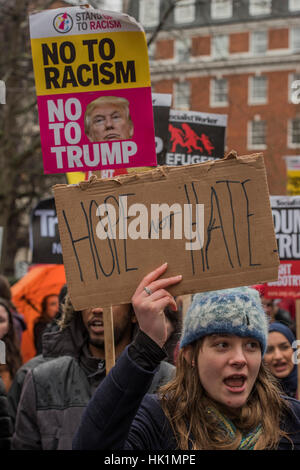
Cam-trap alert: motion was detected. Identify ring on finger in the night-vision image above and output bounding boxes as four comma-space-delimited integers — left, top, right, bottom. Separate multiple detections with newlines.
144, 286, 152, 296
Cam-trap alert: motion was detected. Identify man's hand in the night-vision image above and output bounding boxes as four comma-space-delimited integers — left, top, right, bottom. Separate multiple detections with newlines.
132, 263, 182, 348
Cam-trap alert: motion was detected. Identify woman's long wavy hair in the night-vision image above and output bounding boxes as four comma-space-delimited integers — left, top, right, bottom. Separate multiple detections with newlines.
159, 340, 292, 450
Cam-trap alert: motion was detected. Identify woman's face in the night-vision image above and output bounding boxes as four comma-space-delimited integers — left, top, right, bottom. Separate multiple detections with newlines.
192, 334, 262, 409
0, 305, 9, 340
264, 331, 294, 379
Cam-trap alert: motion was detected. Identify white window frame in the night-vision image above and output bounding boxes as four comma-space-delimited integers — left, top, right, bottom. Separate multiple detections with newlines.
174, 81, 190, 110
211, 78, 228, 107
174, 0, 195, 24
211, 0, 233, 19
249, 76, 268, 105
291, 27, 300, 52
249, 0, 272, 16
248, 119, 267, 149
175, 38, 191, 63
288, 72, 300, 103
251, 31, 268, 55
212, 34, 229, 59
289, 0, 300, 11
139, 0, 160, 28
288, 117, 300, 148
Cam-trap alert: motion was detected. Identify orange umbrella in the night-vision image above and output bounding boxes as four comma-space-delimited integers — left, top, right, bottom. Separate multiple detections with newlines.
11, 264, 66, 363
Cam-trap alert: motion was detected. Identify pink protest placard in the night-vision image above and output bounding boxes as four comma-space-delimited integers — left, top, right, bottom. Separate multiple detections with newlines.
30, 6, 157, 174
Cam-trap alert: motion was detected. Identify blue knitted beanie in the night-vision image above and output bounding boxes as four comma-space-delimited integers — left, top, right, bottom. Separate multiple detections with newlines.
269, 322, 295, 346
180, 286, 269, 355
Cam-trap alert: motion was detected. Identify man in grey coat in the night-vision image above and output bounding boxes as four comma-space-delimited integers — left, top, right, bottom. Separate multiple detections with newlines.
11, 295, 177, 450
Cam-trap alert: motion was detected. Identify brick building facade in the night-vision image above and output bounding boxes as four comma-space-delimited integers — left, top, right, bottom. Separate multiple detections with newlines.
128, 0, 300, 195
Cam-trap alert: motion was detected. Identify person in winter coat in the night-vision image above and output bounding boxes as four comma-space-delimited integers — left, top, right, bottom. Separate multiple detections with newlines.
0, 376, 12, 449
11, 289, 177, 450
73, 263, 300, 450
7, 285, 67, 427
33, 293, 59, 355
264, 322, 298, 399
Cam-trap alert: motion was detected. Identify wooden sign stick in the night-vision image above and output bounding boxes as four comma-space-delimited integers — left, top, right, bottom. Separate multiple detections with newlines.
91, 170, 117, 374
296, 299, 300, 397
181, 294, 192, 320
103, 306, 115, 374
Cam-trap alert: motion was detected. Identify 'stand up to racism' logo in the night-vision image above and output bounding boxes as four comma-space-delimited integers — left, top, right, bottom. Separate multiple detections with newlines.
169, 123, 215, 155
53, 12, 73, 34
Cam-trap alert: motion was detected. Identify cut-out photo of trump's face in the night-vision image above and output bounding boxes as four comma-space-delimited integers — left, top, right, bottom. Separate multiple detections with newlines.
84, 96, 134, 142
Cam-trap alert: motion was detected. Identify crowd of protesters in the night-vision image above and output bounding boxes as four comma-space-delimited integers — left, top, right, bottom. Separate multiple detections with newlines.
0, 268, 299, 450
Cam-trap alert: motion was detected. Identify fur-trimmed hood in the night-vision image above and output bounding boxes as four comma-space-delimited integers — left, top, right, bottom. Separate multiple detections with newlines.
41, 295, 88, 359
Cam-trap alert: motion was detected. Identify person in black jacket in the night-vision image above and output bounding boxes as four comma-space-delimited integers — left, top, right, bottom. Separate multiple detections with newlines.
0, 376, 11, 449
33, 294, 59, 355
73, 263, 300, 450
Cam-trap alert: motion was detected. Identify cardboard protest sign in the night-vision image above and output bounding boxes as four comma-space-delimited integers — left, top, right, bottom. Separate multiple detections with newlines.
29, 6, 156, 174
166, 110, 227, 166
30, 198, 63, 264
53, 151, 279, 310
285, 156, 300, 195
264, 196, 300, 299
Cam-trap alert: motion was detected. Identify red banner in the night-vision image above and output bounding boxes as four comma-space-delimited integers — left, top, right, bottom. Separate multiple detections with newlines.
264, 260, 300, 299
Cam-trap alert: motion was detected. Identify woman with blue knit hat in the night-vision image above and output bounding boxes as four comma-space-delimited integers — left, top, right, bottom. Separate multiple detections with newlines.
73, 264, 300, 450
264, 322, 298, 399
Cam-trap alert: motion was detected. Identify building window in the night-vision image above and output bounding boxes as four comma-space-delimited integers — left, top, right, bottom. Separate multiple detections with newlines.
249, 0, 271, 16
174, 82, 190, 110
249, 76, 268, 104
174, 0, 195, 24
291, 27, 300, 51
148, 41, 156, 61
211, 78, 228, 106
211, 0, 232, 19
212, 34, 229, 59
289, 0, 300, 11
175, 38, 191, 62
251, 31, 268, 55
289, 73, 300, 102
139, 0, 160, 28
288, 118, 300, 147
248, 120, 266, 148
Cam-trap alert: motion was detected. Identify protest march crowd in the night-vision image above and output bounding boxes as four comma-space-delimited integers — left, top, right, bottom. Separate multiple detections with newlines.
1, 4, 300, 453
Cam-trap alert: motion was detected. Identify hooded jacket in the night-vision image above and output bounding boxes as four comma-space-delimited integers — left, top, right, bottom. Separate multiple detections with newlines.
11, 307, 176, 450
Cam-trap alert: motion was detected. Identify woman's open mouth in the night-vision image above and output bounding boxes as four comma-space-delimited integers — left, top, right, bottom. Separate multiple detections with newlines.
273, 362, 288, 373
223, 374, 247, 393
